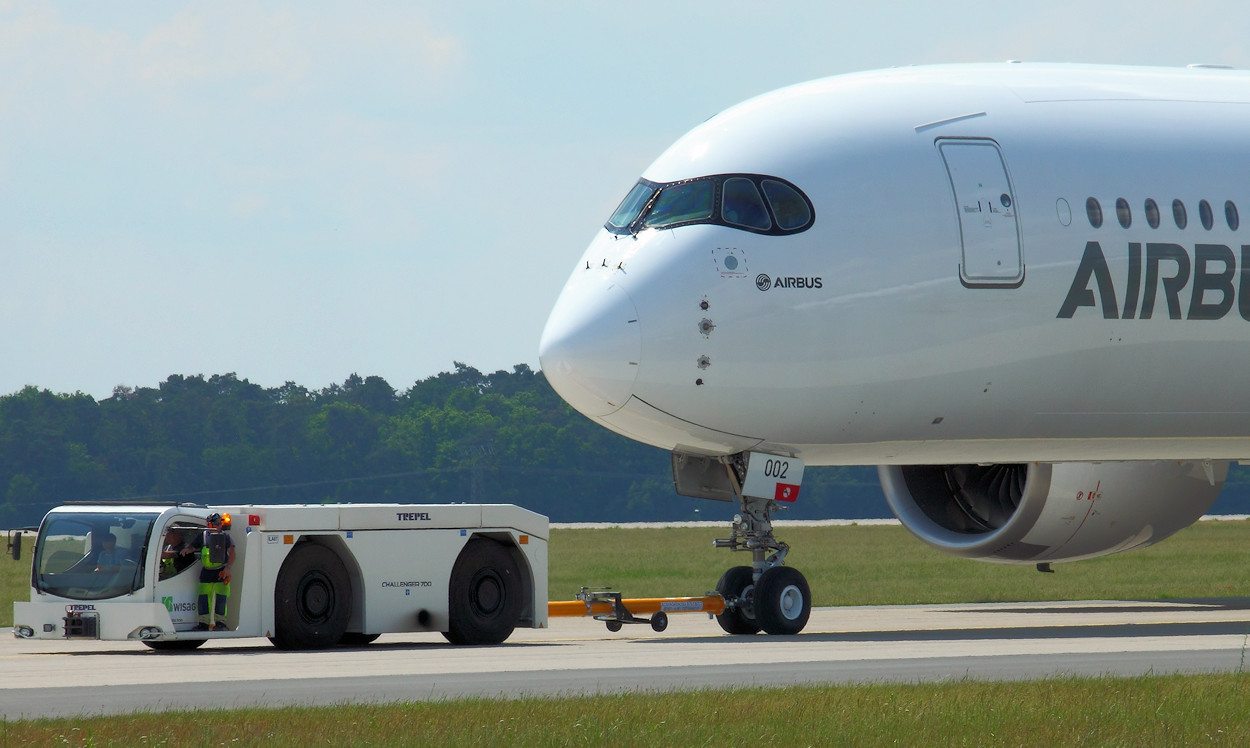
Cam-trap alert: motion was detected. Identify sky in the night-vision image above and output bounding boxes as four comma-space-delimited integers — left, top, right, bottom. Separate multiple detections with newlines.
3, 1, 1250, 400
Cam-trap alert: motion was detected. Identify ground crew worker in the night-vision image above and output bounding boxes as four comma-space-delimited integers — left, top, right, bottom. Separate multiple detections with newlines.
196, 513, 235, 631
160, 529, 192, 580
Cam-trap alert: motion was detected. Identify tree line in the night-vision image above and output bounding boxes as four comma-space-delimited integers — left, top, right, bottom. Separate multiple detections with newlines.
0, 363, 891, 528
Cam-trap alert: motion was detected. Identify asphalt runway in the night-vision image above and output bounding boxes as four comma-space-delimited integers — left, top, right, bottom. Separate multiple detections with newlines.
6, 598, 1250, 720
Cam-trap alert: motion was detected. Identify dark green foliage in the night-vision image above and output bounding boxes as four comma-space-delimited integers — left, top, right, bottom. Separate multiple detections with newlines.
8, 362, 1246, 527
0, 363, 882, 526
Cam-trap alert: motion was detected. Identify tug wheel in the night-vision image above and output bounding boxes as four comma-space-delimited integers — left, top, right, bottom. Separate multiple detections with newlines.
272, 543, 353, 650
443, 537, 523, 645
142, 638, 206, 651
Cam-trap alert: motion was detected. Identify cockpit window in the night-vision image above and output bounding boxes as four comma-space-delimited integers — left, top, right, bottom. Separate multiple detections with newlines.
605, 173, 813, 236
761, 179, 812, 230
722, 178, 772, 230
642, 180, 715, 229
607, 182, 656, 230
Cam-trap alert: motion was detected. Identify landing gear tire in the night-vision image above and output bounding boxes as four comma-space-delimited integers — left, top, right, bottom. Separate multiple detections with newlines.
443, 537, 522, 645
271, 543, 353, 650
714, 565, 761, 635
755, 566, 811, 636
142, 638, 207, 651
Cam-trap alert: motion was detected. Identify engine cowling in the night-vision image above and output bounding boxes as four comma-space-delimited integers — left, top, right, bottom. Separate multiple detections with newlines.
878, 461, 1227, 564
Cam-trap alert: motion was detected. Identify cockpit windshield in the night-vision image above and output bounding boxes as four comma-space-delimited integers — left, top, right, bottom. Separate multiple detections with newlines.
642, 180, 715, 229
604, 173, 813, 236
607, 183, 655, 230
33, 511, 160, 600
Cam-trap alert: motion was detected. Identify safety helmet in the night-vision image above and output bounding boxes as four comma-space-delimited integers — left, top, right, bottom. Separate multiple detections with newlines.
206, 513, 223, 525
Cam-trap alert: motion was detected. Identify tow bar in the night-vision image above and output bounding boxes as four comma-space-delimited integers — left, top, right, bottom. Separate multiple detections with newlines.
548, 587, 726, 632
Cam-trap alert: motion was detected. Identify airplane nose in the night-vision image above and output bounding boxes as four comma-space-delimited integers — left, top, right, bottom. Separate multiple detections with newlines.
539, 276, 641, 417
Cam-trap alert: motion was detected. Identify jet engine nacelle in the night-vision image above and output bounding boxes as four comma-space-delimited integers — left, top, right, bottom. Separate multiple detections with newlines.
878, 461, 1227, 564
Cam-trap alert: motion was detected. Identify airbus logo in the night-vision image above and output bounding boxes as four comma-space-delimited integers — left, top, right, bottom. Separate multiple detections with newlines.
1059, 241, 1250, 320
756, 274, 823, 291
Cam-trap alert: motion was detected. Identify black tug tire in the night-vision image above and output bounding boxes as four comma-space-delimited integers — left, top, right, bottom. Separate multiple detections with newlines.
442, 537, 523, 645
143, 638, 207, 651
755, 566, 811, 636
271, 543, 352, 650
715, 565, 761, 635
338, 632, 381, 647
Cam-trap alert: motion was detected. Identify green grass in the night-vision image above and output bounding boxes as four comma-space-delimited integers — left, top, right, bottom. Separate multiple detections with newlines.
6, 675, 1250, 746
547, 520, 1250, 605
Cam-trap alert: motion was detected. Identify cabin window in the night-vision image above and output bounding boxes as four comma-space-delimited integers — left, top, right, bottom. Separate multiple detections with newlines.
722, 178, 772, 230
1115, 198, 1131, 228
1227, 201, 1240, 231
1173, 199, 1188, 229
1199, 199, 1214, 230
1144, 198, 1160, 228
762, 179, 812, 230
1086, 198, 1103, 228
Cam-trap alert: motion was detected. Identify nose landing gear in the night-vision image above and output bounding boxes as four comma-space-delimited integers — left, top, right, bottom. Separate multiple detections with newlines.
674, 450, 812, 635
712, 489, 812, 635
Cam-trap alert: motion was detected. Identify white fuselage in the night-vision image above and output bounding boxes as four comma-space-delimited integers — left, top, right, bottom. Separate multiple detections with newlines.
540, 63, 1250, 465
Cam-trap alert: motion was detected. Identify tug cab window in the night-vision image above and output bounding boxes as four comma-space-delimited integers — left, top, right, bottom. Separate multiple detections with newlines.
605, 174, 814, 236
32, 512, 159, 600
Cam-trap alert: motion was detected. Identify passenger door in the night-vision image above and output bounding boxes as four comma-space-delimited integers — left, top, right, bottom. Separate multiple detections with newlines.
938, 139, 1024, 288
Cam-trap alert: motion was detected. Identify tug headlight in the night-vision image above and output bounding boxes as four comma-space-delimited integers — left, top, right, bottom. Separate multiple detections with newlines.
14, 625, 34, 639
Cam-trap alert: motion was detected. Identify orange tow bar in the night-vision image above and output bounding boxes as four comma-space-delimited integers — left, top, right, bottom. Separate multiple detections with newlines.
548, 587, 726, 632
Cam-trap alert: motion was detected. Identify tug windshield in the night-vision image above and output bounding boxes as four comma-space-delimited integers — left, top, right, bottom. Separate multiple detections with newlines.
33, 511, 160, 600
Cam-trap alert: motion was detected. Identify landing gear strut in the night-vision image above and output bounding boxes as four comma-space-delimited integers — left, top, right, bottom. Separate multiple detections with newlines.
678, 451, 812, 636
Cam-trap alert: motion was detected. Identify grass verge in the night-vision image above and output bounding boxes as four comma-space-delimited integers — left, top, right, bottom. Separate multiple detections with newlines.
6, 675, 1250, 746
547, 520, 1250, 605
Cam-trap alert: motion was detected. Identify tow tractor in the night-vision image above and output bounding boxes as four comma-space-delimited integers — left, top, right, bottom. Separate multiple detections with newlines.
14, 502, 547, 649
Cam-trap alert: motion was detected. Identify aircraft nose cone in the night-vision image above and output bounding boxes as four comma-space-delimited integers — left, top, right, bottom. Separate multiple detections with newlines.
539, 277, 641, 417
